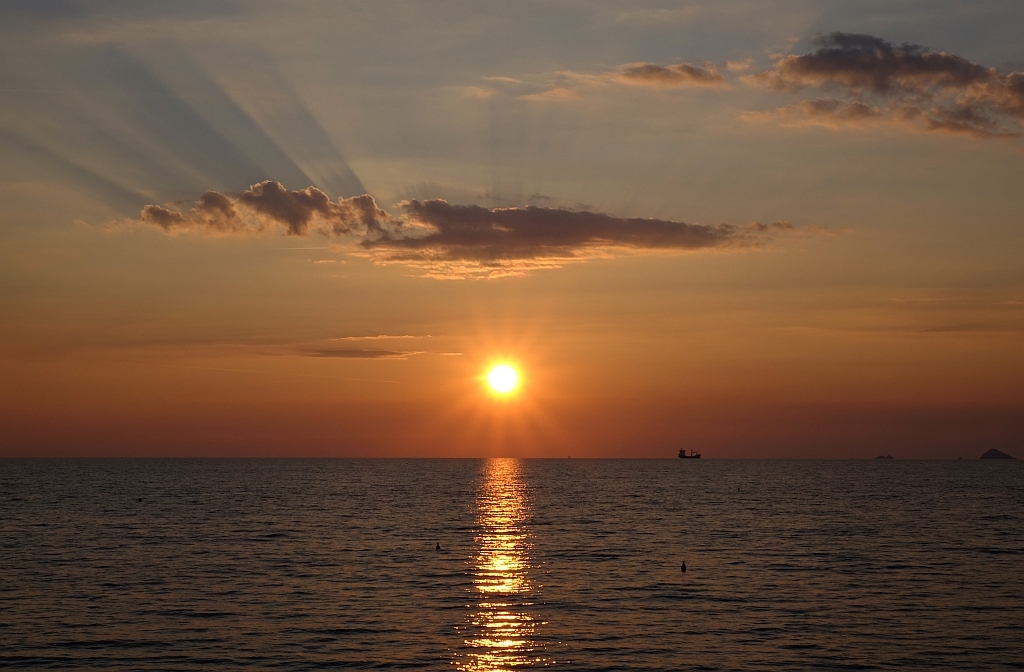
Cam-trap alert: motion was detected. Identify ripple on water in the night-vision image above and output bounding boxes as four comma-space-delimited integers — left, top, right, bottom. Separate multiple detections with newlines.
0, 458, 1022, 670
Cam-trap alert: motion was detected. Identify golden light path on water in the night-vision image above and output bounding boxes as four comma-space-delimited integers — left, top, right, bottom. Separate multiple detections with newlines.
454, 458, 549, 670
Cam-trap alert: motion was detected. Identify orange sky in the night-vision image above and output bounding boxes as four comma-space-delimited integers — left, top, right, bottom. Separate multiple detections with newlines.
1, 2, 1022, 457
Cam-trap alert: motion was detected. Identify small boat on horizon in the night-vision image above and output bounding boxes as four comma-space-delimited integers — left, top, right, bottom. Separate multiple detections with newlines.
678, 449, 701, 459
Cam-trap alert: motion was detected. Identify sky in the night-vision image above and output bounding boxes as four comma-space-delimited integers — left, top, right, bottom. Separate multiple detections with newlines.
1, 0, 1021, 458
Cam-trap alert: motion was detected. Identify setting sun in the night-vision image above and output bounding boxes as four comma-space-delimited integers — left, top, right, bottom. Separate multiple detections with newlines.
487, 365, 519, 394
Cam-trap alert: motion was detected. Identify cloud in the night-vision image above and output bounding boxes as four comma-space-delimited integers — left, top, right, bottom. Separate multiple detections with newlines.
140, 181, 390, 237
521, 85, 580, 101
744, 32, 1024, 138
360, 200, 792, 278
797, 98, 881, 121
749, 32, 991, 94
616, 62, 727, 88
745, 97, 883, 129
330, 335, 428, 340
301, 346, 460, 358
133, 182, 797, 279
239, 181, 379, 236
302, 348, 417, 359
472, 61, 731, 102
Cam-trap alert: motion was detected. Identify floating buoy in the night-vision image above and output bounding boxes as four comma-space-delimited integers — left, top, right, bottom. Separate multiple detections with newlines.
436, 542, 441, 550
681, 562, 687, 573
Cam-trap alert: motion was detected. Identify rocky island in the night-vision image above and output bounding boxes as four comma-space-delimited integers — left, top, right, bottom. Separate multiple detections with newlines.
980, 449, 1015, 459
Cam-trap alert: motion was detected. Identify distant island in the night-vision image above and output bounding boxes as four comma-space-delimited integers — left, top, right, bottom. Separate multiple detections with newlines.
980, 449, 1016, 459
875, 454, 894, 459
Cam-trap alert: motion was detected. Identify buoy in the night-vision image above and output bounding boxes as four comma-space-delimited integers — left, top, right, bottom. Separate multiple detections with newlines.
436, 542, 441, 550
681, 562, 687, 573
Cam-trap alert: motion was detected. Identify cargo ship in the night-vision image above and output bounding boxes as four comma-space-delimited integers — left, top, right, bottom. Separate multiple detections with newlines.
678, 449, 701, 459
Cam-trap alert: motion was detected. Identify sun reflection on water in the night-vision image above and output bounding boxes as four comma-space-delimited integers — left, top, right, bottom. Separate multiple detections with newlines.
454, 458, 549, 670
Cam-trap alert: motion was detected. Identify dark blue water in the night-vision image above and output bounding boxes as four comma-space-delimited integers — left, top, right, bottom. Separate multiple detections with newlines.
1, 459, 1022, 670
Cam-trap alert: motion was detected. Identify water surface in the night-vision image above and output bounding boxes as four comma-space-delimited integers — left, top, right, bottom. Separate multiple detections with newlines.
2, 459, 1022, 669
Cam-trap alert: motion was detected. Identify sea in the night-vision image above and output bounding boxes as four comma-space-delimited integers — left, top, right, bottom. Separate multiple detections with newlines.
1, 459, 1022, 670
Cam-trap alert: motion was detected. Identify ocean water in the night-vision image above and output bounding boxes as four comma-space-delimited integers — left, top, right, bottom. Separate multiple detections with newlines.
1, 459, 1022, 670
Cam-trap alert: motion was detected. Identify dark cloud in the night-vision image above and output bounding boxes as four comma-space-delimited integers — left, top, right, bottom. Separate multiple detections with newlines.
375, 199, 737, 253
361, 200, 790, 278
140, 181, 389, 236
746, 32, 1024, 138
135, 183, 796, 278
617, 62, 727, 88
759, 32, 991, 94
240, 182, 339, 236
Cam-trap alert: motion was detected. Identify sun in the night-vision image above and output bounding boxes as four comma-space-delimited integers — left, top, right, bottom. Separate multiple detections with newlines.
486, 364, 519, 394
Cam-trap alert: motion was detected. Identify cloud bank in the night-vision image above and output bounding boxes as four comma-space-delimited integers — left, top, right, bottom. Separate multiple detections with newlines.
133, 181, 795, 279
745, 32, 1024, 138
363, 199, 786, 278
465, 34, 1021, 141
